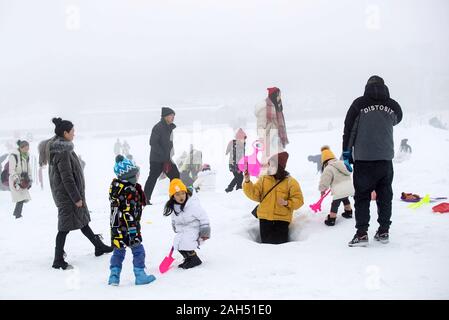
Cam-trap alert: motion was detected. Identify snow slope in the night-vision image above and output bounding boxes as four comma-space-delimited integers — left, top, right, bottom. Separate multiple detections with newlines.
1, 116, 448, 300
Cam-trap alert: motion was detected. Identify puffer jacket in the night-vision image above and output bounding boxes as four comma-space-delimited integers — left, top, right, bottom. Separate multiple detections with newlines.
171, 191, 211, 251
243, 175, 304, 223
319, 159, 355, 200
48, 137, 91, 232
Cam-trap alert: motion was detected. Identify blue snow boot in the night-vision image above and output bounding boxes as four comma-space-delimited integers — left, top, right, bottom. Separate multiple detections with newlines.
108, 267, 121, 286
133, 267, 156, 285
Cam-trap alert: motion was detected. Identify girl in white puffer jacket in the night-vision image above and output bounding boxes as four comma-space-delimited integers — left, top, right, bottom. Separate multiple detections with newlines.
163, 178, 211, 269
319, 146, 354, 226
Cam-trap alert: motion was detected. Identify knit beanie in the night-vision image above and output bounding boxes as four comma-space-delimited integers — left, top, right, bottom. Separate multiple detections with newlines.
114, 155, 140, 183
169, 178, 187, 197
161, 107, 175, 118
52, 117, 74, 137
321, 145, 336, 164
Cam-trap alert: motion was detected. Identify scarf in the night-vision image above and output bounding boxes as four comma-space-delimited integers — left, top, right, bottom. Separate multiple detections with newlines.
266, 97, 289, 148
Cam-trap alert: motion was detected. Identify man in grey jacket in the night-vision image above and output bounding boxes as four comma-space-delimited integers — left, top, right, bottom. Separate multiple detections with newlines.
342, 75, 402, 247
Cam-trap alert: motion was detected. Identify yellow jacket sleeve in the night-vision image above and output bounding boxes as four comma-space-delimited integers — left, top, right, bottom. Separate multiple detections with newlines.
243, 177, 264, 203
286, 178, 304, 211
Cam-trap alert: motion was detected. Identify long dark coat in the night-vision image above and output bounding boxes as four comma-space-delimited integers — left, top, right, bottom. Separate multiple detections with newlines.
48, 137, 91, 231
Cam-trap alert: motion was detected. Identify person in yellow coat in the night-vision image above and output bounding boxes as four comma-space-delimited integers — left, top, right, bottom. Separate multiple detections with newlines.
243, 151, 304, 244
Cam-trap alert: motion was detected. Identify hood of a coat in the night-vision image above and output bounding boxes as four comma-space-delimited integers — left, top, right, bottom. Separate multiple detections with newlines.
328, 159, 352, 176
49, 137, 74, 154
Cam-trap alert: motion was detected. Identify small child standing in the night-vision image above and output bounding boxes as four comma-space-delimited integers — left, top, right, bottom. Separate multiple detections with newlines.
193, 164, 216, 192
108, 155, 156, 286
319, 146, 354, 226
163, 178, 210, 269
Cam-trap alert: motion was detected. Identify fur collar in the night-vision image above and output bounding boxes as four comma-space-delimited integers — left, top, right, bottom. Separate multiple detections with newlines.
49, 137, 74, 154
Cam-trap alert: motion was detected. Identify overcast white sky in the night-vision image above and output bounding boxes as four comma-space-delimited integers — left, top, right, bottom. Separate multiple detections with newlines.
0, 0, 448, 120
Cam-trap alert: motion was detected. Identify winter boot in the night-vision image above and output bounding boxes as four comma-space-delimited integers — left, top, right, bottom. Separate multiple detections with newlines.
225, 187, 233, 193
181, 251, 202, 269
374, 229, 389, 244
93, 234, 114, 257
348, 231, 369, 247
324, 215, 336, 226
52, 247, 72, 270
178, 251, 189, 268
133, 267, 156, 285
341, 209, 353, 219
108, 267, 122, 286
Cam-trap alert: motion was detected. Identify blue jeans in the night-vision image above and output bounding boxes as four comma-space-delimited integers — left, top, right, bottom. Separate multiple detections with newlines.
110, 244, 146, 269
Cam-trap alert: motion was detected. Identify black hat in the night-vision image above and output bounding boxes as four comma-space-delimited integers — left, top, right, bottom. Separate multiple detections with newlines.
367, 75, 384, 85
52, 117, 74, 137
161, 107, 175, 118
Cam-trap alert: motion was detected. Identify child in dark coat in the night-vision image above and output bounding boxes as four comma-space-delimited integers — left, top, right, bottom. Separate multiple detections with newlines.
108, 155, 156, 286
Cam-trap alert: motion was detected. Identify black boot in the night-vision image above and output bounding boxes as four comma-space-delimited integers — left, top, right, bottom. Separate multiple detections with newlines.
52, 247, 72, 270
181, 251, 202, 269
225, 187, 233, 193
93, 234, 113, 257
178, 250, 189, 268
324, 215, 336, 226
342, 209, 353, 219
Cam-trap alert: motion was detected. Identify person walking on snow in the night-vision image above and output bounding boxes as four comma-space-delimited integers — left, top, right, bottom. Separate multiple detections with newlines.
108, 155, 156, 286
243, 152, 303, 244
46, 118, 113, 270
8, 140, 32, 218
144, 107, 180, 205
163, 178, 210, 269
342, 76, 403, 247
255, 87, 289, 169
318, 146, 354, 226
225, 128, 246, 193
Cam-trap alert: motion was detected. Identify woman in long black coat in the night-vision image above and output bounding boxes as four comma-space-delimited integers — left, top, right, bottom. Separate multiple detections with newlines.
47, 118, 112, 270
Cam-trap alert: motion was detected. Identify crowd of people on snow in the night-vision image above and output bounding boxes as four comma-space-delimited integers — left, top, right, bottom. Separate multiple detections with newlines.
1, 75, 407, 285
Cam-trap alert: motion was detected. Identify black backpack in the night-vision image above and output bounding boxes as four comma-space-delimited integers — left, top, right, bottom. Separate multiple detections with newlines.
1, 154, 18, 187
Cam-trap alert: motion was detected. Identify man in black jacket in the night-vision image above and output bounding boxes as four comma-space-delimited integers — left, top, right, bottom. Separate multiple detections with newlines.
342, 76, 402, 247
144, 107, 180, 204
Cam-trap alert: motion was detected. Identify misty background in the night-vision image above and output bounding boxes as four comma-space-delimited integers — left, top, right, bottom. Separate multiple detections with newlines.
0, 0, 448, 137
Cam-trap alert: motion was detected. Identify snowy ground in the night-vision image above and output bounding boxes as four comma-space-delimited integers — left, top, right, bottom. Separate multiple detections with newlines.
1, 114, 449, 300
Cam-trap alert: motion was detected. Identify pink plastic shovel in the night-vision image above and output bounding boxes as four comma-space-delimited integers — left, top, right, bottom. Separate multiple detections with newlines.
309, 189, 331, 213
159, 247, 174, 274
238, 140, 264, 177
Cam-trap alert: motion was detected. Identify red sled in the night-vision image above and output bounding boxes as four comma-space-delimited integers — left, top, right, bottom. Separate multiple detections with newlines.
432, 202, 449, 214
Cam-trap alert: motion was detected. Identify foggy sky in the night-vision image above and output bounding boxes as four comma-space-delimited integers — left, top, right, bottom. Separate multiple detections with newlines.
0, 0, 448, 125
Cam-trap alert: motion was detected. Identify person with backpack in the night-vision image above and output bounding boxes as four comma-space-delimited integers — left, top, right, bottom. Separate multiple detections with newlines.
342, 75, 403, 247
4, 140, 32, 218
45, 118, 113, 270
225, 128, 246, 193
243, 151, 304, 244
0, 153, 9, 191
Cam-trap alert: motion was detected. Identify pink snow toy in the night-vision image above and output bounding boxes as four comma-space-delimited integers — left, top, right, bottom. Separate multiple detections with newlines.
159, 247, 175, 274
309, 189, 331, 213
237, 140, 264, 177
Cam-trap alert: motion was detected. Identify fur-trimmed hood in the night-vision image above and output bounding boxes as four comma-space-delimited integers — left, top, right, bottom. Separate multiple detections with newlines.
49, 137, 74, 154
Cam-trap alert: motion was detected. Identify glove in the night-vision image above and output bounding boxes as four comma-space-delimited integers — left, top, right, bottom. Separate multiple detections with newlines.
163, 161, 172, 173
128, 226, 141, 248
342, 150, 353, 172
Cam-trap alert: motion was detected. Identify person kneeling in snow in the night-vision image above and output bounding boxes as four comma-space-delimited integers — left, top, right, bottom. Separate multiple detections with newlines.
108, 155, 156, 286
243, 152, 304, 244
318, 146, 354, 226
193, 164, 216, 192
163, 178, 210, 269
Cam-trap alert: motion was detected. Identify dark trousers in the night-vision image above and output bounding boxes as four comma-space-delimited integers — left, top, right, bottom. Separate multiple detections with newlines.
330, 197, 350, 213
13, 201, 24, 218
227, 169, 243, 190
353, 161, 394, 233
144, 161, 179, 201
110, 244, 145, 269
55, 224, 96, 251
259, 219, 290, 244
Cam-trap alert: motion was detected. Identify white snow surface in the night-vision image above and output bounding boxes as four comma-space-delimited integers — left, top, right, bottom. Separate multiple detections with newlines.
1, 117, 449, 300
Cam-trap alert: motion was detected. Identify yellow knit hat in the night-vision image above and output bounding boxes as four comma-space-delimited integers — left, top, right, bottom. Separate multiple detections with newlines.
321, 145, 336, 164
169, 178, 187, 197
